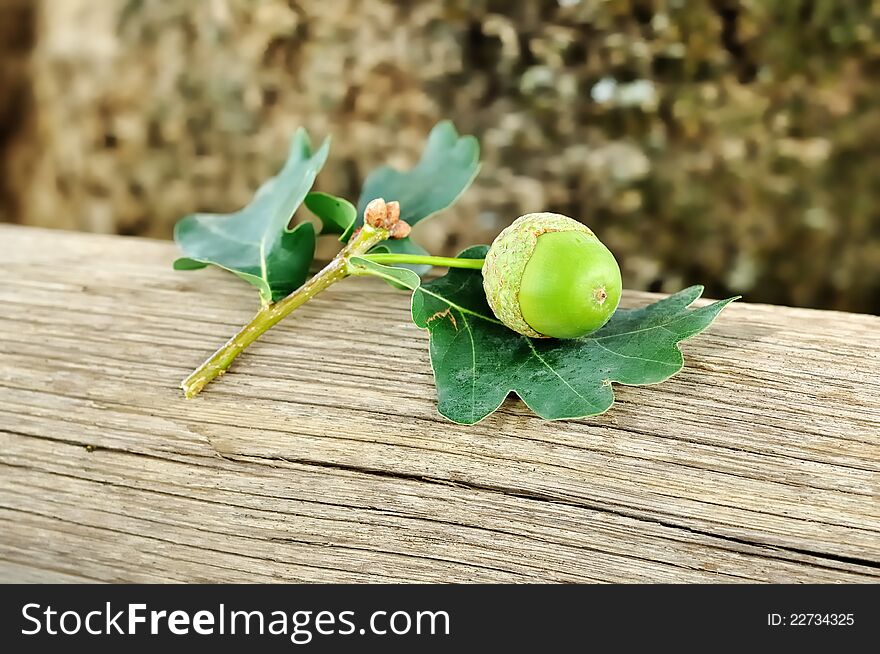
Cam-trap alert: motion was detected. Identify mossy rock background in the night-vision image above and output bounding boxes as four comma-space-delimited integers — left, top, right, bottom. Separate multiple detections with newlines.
1, 0, 878, 313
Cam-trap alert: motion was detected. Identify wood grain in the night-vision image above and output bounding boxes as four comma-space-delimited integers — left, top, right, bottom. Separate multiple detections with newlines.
0, 224, 878, 583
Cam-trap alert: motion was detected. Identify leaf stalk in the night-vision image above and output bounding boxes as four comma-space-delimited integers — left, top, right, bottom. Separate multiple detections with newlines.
358, 253, 485, 270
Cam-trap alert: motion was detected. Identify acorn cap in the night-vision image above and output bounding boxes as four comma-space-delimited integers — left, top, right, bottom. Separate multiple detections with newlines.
482, 212, 595, 338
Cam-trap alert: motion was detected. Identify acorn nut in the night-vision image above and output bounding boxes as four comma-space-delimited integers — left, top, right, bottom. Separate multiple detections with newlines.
482, 213, 622, 339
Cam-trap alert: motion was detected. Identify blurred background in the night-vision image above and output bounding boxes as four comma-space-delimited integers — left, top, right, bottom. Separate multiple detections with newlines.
1, 0, 878, 313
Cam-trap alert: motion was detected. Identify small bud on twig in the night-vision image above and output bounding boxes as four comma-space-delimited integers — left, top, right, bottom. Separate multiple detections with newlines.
385, 201, 401, 224
390, 220, 411, 239
364, 198, 387, 228
364, 197, 401, 230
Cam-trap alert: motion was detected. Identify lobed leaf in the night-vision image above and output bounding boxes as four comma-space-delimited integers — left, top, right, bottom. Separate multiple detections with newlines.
359, 246, 737, 424
173, 129, 329, 304
344, 121, 481, 245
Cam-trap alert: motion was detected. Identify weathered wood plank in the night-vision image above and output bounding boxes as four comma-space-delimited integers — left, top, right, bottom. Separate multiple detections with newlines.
0, 224, 878, 582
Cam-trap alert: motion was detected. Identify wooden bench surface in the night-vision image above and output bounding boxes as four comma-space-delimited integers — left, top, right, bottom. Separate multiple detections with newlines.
1, 224, 878, 583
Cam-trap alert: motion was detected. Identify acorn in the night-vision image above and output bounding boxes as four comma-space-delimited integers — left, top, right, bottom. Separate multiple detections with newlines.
482, 213, 622, 339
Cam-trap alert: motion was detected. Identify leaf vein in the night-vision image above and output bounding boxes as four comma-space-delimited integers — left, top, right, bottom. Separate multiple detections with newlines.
592, 340, 679, 368
525, 339, 602, 412
417, 288, 505, 326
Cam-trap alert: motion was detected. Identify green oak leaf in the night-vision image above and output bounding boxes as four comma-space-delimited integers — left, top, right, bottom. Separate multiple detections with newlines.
304, 191, 357, 236
358, 246, 737, 424
342, 120, 481, 244
173, 129, 330, 305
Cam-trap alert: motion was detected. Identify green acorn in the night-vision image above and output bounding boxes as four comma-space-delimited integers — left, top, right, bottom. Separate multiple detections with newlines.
482, 213, 622, 339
